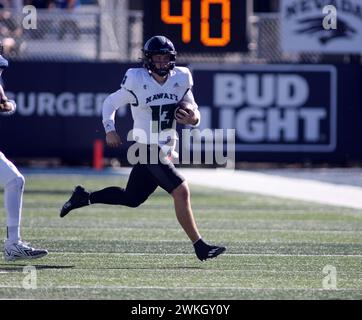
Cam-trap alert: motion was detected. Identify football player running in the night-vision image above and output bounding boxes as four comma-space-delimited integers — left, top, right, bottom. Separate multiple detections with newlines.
0, 43, 48, 261
60, 36, 226, 261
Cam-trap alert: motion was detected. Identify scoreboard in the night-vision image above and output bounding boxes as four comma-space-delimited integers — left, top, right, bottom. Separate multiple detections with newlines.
143, 0, 249, 53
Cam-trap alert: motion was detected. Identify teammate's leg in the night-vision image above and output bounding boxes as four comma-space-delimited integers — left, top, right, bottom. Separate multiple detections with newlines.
0, 152, 24, 243
0, 152, 48, 261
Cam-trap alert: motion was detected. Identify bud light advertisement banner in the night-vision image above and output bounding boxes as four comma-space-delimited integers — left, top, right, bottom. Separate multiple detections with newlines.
189, 64, 337, 154
281, 0, 362, 53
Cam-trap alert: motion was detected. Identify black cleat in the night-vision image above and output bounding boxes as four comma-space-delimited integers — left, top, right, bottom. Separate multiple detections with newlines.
60, 185, 90, 218
193, 239, 226, 261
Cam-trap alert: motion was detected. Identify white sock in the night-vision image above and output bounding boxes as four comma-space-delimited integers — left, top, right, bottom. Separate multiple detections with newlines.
5, 176, 24, 243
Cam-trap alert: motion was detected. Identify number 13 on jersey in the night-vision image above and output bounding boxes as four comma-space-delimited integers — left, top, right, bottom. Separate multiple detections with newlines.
151, 104, 177, 133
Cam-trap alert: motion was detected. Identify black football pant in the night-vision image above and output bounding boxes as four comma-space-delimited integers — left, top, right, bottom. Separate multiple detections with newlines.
89, 161, 184, 208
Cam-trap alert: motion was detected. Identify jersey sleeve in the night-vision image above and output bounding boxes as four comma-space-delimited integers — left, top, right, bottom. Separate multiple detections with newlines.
180, 68, 200, 127
182, 89, 201, 127
120, 69, 134, 91
177, 66, 194, 89
102, 87, 135, 133
120, 68, 139, 107
185, 67, 194, 88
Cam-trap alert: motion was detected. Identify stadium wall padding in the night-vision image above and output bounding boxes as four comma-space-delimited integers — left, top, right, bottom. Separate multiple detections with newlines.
0, 61, 361, 164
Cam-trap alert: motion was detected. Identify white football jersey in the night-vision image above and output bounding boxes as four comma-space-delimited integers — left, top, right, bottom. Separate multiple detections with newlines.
102, 66, 200, 153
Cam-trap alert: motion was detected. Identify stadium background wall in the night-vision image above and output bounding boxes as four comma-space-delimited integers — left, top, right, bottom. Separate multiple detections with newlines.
0, 61, 361, 165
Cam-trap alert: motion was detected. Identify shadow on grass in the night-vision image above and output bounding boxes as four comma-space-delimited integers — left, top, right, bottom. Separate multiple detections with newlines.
101, 266, 204, 270
0, 264, 75, 272
25, 190, 73, 195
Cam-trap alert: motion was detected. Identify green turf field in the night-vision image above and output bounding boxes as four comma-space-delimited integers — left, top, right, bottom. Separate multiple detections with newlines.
0, 173, 361, 299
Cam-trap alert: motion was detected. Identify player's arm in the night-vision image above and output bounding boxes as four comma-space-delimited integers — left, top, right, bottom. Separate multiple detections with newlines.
178, 89, 201, 126
102, 87, 136, 148
0, 84, 16, 115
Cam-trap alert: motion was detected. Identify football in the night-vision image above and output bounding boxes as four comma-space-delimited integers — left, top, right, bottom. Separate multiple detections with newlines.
174, 101, 193, 120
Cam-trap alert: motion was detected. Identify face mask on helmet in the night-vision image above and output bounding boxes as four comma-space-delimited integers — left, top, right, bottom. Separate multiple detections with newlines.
149, 53, 175, 76
143, 36, 177, 76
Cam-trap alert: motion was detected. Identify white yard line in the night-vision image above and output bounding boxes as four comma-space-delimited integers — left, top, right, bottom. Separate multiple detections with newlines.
180, 168, 362, 210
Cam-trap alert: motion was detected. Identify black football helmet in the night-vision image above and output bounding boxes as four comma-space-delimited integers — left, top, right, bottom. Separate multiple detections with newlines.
142, 35, 177, 76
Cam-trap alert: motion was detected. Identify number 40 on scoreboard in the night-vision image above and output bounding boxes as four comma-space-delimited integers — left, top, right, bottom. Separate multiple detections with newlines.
143, 0, 249, 53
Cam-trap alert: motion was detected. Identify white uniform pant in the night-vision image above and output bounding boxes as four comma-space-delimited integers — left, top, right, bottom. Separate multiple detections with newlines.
0, 152, 23, 186
0, 151, 24, 232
